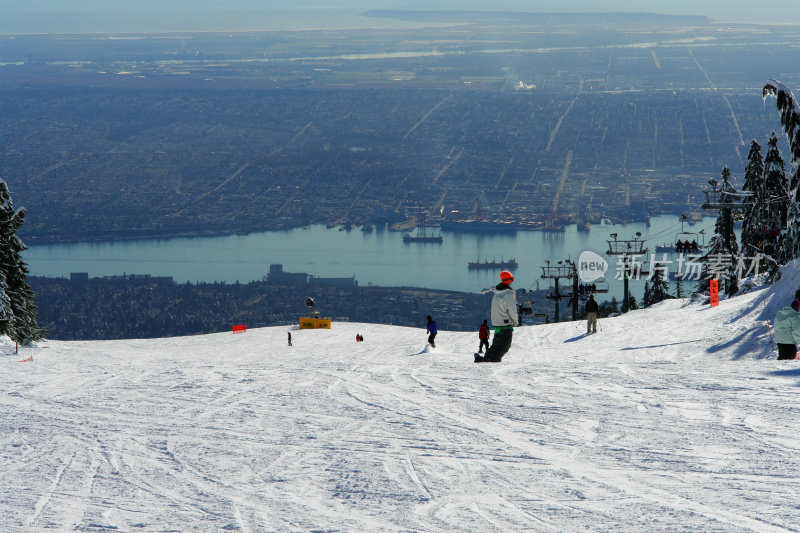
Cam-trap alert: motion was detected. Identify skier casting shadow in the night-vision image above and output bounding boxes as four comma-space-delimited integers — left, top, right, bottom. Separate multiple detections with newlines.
585, 294, 599, 334
475, 271, 518, 363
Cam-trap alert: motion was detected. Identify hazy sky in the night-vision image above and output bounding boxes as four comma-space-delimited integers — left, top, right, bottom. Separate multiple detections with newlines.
1, 0, 798, 33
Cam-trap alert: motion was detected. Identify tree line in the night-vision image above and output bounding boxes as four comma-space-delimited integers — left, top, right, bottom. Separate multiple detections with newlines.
705, 80, 800, 296
638, 80, 800, 309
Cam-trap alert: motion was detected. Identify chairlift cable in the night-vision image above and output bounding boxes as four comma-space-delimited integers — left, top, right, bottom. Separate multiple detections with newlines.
640, 221, 682, 243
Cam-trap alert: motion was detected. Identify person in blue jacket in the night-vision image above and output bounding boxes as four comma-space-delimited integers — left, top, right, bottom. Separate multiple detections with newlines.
774, 292, 800, 360
426, 315, 437, 348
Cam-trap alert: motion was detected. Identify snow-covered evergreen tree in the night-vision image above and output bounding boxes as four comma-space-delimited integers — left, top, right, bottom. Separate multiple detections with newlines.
763, 80, 800, 264
740, 140, 764, 259
706, 167, 739, 295
643, 266, 671, 308
642, 281, 650, 308
0, 180, 44, 344
609, 296, 619, 314
674, 276, 685, 299
0, 182, 14, 339
762, 134, 790, 268
763, 135, 788, 224
0, 269, 12, 338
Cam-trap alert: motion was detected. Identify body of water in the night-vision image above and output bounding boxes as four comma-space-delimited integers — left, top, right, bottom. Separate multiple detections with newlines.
24, 215, 719, 299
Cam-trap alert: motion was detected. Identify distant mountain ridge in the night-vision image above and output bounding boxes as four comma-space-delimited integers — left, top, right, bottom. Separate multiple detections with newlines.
363, 10, 711, 25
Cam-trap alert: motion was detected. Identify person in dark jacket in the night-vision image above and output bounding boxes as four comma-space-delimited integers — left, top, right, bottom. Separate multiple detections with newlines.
586, 294, 599, 334
426, 315, 437, 348
478, 319, 489, 354
475, 271, 518, 363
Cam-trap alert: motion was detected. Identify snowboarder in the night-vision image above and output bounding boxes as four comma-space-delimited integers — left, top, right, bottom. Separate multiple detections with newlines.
287, 331, 292, 346
475, 271, 518, 363
426, 315, 437, 348
773, 293, 800, 360
478, 319, 489, 354
586, 294, 599, 334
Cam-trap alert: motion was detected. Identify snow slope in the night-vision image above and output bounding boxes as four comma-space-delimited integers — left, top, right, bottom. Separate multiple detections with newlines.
3, 267, 800, 532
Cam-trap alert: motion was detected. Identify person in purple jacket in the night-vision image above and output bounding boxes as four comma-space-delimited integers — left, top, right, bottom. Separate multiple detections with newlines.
426, 315, 438, 348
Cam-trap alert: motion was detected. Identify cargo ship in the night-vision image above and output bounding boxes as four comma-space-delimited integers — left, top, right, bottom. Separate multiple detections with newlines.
467, 258, 518, 270
403, 232, 443, 243
402, 210, 443, 243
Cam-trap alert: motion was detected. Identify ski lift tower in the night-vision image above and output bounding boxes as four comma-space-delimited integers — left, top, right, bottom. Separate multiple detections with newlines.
701, 169, 751, 265
541, 259, 579, 322
701, 176, 748, 212
606, 233, 649, 313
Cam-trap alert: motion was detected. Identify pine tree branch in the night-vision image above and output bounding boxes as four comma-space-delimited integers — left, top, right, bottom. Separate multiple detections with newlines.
763, 79, 800, 162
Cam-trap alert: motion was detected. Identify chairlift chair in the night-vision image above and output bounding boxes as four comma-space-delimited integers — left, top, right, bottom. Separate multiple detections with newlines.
576, 280, 609, 300
517, 288, 535, 315
655, 215, 706, 254
518, 305, 534, 316
606, 231, 648, 256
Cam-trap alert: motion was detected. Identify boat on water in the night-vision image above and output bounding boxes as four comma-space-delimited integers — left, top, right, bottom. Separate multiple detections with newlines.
403, 233, 443, 243
468, 258, 519, 270
403, 210, 443, 243
540, 218, 567, 232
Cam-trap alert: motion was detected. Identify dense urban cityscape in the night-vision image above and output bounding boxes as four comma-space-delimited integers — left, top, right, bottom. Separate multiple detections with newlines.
29, 268, 509, 340
1, 13, 796, 246
2, 11, 797, 337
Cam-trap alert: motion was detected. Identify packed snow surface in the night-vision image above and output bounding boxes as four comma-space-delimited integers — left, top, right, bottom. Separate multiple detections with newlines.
3, 268, 800, 532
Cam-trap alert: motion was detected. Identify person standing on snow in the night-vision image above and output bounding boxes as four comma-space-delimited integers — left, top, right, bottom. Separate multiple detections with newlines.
475, 271, 518, 363
287, 331, 292, 347
585, 294, 599, 334
774, 292, 800, 360
478, 319, 490, 354
426, 315, 438, 348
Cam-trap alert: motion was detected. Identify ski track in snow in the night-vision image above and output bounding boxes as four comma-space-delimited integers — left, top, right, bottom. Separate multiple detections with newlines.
3, 280, 800, 531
